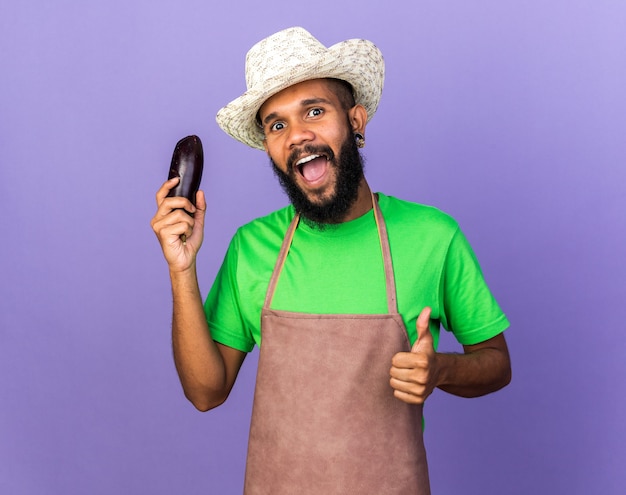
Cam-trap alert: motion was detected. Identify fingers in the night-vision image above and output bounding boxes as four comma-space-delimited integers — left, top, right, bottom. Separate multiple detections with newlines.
155, 177, 180, 205
392, 388, 428, 405
151, 181, 203, 259
390, 359, 431, 404
389, 307, 436, 405
150, 176, 207, 272
153, 178, 198, 221
152, 207, 195, 244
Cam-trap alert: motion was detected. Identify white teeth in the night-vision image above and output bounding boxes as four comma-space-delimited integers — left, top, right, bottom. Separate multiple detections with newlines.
296, 154, 320, 166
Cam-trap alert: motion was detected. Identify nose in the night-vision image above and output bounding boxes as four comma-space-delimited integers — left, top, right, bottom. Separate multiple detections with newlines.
287, 122, 315, 149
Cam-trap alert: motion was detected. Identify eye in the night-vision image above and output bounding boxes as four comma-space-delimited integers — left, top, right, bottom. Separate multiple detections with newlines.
307, 107, 323, 118
269, 121, 285, 132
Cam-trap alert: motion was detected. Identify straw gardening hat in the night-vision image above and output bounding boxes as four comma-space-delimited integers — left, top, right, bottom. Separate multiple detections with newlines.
216, 27, 385, 150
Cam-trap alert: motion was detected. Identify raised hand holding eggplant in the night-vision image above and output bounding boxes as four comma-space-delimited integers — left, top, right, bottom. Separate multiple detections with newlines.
167, 135, 204, 243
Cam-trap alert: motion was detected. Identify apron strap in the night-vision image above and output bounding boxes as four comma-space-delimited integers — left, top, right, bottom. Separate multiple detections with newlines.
263, 193, 399, 314
372, 193, 399, 314
263, 212, 300, 310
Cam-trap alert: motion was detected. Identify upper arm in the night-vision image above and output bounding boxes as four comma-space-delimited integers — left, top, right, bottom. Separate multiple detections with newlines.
216, 342, 248, 398
462, 332, 512, 385
462, 332, 509, 355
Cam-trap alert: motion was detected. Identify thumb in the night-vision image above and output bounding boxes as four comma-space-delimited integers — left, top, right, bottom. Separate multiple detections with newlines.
186, 189, 206, 247
411, 307, 433, 353
194, 190, 206, 218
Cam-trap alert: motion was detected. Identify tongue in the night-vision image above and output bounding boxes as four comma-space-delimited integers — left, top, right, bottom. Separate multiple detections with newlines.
301, 157, 327, 182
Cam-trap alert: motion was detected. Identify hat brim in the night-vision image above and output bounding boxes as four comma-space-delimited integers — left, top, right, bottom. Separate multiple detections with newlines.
216, 38, 384, 150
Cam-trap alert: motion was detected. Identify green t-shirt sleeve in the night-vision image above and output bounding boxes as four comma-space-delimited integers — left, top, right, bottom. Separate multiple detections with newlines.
439, 228, 510, 346
204, 234, 256, 353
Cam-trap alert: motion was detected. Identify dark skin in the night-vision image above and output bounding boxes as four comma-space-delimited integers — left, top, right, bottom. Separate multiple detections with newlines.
390, 307, 511, 404
150, 78, 511, 411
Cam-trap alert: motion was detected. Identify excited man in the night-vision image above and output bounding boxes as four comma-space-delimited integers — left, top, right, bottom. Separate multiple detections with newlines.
151, 27, 511, 495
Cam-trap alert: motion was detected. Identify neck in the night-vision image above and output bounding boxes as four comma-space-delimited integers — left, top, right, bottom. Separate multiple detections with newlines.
336, 178, 372, 223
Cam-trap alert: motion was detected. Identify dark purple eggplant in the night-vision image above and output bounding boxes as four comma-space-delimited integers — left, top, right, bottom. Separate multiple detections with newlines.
166, 135, 204, 211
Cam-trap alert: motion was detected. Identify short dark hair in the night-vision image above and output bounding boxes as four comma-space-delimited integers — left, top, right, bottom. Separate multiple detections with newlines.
325, 78, 356, 111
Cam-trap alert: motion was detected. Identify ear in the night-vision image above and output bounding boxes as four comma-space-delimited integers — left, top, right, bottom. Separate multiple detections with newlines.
348, 104, 368, 135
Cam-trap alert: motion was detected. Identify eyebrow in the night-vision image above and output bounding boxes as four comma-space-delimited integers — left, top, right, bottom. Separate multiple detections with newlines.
262, 97, 334, 126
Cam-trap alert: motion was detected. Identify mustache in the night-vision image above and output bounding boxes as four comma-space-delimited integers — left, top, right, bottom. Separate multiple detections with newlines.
286, 144, 335, 174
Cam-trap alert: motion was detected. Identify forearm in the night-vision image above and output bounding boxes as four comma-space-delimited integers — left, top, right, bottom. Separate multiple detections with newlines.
435, 335, 511, 398
170, 265, 229, 411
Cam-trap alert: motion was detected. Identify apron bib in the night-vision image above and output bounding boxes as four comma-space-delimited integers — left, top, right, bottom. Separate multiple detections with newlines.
244, 195, 430, 495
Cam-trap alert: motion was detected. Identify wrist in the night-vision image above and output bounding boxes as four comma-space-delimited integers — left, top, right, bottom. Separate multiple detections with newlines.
170, 264, 199, 293
433, 352, 458, 389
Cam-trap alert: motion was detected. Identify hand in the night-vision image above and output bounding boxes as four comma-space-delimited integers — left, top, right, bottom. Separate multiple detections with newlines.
389, 307, 439, 404
150, 177, 206, 272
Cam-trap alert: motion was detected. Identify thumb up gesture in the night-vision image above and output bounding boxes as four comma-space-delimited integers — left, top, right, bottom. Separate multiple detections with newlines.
390, 307, 439, 405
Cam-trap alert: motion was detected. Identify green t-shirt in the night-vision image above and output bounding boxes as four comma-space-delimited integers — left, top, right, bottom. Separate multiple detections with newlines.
205, 193, 509, 352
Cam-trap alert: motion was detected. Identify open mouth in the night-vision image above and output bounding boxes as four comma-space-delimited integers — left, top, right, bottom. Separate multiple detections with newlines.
295, 154, 329, 183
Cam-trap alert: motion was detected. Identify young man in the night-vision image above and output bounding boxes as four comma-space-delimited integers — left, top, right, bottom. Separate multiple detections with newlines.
151, 27, 511, 495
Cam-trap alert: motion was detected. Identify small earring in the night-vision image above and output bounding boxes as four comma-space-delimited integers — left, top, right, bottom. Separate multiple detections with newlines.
355, 132, 365, 148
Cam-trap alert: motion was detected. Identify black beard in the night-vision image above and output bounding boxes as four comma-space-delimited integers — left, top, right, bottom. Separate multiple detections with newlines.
271, 135, 365, 228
